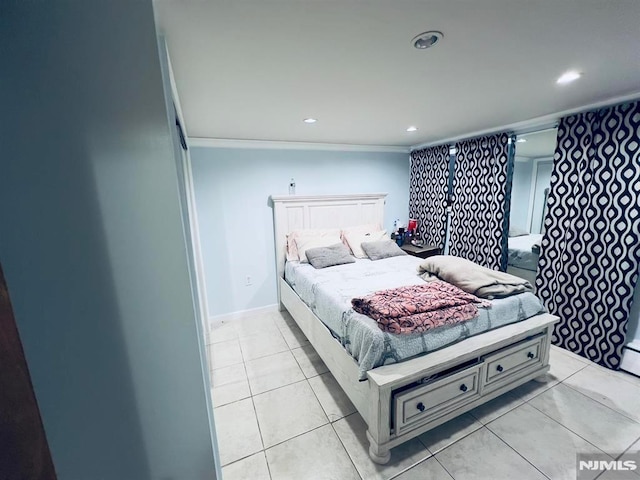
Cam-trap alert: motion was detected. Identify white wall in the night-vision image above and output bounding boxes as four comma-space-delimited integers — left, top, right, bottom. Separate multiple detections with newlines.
530, 160, 553, 234
510, 157, 534, 231
0, 2, 216, 479
190, 146, 410, 317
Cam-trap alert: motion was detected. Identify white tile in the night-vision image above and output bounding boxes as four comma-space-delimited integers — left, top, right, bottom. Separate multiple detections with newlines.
623, 437, 640, 456
308, 372, 356, 422
488, 402, 605, 480
212, 380, 251, 407
209, 339, 243, 370
529, 383, 640, 456
278, 320, 310, 349
333, 413, 430, 480
607, 367, 640, 389
209, 321, 239, 344
617, 439, 640, 478
233, 314, 281, 339
468, 390, 524, 424
510, 377, 556, 402
393, 457, 453, 480
210, 361, 250, 407
596, 470, 640, 480
291, 344, 329, 378
211, 363, 246, 388
271, 310, 296, 331
253, 381, 328, 448
245, 350, 305, 395
548, 346, 590, 381
265, 424, 359, 480
221, 452, 271, 480
551, 345, 591, 364
435, 427, 547, 480
239, 330, 289, 362
418, 413, 483, 454
564, 365, 640, 422
214, 398, 263, 466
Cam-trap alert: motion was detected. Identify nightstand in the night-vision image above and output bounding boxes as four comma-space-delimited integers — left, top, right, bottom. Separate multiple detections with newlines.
401, 244, 441, 259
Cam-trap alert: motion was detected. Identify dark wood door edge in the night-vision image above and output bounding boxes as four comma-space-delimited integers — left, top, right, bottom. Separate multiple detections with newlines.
0, 264, 57, 480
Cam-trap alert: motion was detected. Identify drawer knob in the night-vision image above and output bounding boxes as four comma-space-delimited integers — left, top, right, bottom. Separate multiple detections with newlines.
460, 384, 468, 392
527, 352, 535, 359
417, 402, 425, 412
496, 365, 504, 372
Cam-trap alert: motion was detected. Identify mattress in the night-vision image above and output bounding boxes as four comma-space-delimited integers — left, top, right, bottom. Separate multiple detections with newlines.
507, 234, 542, 271
285, 256, 545, 379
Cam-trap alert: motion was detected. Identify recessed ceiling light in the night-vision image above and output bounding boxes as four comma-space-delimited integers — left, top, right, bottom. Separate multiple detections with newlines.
303, 118, 317, 124
557, 70, 582, 85
412, 31, 443, 50
406, 126, 418, 132
517, 138, 527, 143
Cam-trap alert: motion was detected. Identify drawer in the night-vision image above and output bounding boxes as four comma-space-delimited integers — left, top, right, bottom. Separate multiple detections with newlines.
483, 336, 544, 388
394, 365, 481, 434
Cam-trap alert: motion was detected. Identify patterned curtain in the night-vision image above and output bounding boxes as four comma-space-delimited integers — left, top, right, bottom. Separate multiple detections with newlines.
536, 101, 640, 369
409, 145, 450, 249
448, 133, 510, 270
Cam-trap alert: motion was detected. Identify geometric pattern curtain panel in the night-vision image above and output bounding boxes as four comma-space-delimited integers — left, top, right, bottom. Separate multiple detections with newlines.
409, 145, 451, 249
448, 133, 510, 270
536, 101, 640, 369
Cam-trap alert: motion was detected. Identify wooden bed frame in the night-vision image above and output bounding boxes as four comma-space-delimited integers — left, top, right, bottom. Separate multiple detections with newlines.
271, 193, 558, 464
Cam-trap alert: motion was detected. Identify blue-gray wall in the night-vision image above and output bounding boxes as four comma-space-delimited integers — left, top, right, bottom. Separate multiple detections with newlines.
0, 1, 216, 478
191, 147, 410, 317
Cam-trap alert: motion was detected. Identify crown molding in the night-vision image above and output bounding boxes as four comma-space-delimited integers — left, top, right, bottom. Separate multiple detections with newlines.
410, 90, 640, 152
270, 192, 387, 203
188, 137, 409, 153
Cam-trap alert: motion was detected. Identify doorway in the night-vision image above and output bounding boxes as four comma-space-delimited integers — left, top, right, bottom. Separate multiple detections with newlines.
0, 263, 56, 480
506, 128, 558, 287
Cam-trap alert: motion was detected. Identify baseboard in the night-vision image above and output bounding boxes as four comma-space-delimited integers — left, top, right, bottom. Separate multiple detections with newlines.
624, 340, 640, 353
202, 322, 210, 345
209, 304, 279, 329
621, 343, 640, 377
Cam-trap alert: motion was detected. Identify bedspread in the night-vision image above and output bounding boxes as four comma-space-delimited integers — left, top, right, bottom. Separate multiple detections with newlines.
508, 234, 543, 271
352, 282, 490, 335
285, 257, 546, 379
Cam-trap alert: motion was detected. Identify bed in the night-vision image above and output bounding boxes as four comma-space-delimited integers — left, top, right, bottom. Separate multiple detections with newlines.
507, 233, 542, 286
271, 193, 558, 464
286, 256, 546, 380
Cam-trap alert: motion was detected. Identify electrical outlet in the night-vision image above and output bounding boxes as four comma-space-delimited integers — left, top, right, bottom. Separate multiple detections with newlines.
245, 276, 252, 286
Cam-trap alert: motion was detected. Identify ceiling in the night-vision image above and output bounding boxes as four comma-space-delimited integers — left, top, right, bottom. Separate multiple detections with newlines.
515, 129, 558, 160
154, 0, 640, 148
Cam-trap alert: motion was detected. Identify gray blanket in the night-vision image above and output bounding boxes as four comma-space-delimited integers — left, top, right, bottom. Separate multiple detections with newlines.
418, 255, 533, 299
286, 256, 544, 379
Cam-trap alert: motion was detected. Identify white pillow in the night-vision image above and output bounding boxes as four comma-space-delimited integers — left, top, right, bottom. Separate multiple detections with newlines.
341, 224, 381, 236
295, 234, 343, 263
344, 230, 388, 258
286, 228, 341, 261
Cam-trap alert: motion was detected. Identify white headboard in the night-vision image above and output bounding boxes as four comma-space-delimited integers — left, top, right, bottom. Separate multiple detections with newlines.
270, 193, 387, 303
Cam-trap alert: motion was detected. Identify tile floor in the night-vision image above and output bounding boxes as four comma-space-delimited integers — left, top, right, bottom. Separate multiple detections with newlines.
209, 309, 640, 480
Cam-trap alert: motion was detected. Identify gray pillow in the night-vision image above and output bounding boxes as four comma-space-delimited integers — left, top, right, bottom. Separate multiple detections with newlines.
361, 240, 407, 261
305, 243, 355, 269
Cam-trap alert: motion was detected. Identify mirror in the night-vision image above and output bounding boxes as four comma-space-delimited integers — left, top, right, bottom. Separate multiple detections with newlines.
507, 128, 557, 288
